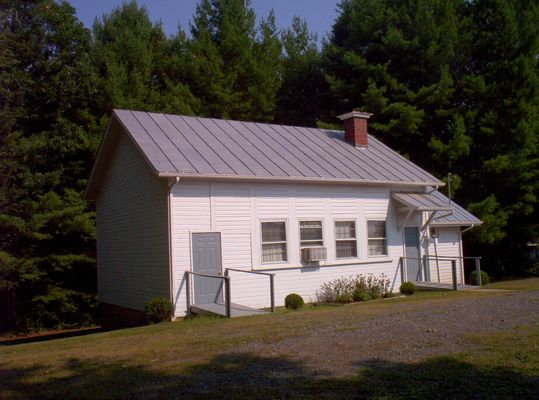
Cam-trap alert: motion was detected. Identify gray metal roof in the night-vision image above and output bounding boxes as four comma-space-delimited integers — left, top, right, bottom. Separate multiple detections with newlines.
392, 192, 453, 211
429, 190, 482, 226
393, 190, 481, 226
111, 109, 442, 185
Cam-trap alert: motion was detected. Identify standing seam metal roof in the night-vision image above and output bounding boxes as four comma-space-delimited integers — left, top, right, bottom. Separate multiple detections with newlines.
392, 190, 481, 226
392, 192, 454, 211
111, 109, 442, 185
428, 190, 482, 225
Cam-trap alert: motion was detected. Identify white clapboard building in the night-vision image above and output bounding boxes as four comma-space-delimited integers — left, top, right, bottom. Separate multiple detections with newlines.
85, 110, 481, 318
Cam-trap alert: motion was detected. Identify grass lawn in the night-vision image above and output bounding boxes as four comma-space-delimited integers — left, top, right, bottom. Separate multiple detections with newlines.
1, 278, 538, 399
484, 277, 539, 291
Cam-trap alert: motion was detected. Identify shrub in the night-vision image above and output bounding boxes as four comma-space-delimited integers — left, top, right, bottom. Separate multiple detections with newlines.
315, 284, 337, 303
352, 288, 371, 302
285, 293, 304, 310
144, 297, 173, 323
315, 273, 393, 303
369, 285, 382, 300
400, 281, 416, 295
469, 270, 490, 286
336, 293, 353, 303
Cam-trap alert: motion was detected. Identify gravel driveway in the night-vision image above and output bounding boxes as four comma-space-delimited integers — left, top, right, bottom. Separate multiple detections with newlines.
237, 290, 539, 376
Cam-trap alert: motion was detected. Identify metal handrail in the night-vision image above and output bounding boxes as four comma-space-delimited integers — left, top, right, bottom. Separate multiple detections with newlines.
424, 255, 481, 260
184, 271, 231, 318
399, 255, 482, 288
225, 268, 275, 312
226, 268, 274, 277
399, 256, 481, 260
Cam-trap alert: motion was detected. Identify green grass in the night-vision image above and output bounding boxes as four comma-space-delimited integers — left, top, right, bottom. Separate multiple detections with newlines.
484, 277, 539, 291
1, 278, 538, 399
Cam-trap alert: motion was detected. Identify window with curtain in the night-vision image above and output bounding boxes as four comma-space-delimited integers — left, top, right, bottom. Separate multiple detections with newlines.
335, 221, 357, 258
299, 220, 323, 247
368, 220, 388, 256
261, 221, 287, 263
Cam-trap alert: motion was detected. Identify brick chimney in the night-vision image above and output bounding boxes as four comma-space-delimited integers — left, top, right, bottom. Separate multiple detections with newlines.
337, 111, 373, 148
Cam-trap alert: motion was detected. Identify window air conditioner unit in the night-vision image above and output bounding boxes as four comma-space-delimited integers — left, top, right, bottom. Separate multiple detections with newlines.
302, 246, 327, 262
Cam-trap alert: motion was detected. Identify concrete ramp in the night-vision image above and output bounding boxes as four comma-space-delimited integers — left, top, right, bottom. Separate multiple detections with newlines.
414, 282, 479, 291
190, 303, 269, 318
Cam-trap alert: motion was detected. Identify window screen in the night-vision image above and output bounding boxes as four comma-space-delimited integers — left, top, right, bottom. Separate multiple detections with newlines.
367, 220, 387, 256
261, 221, 287, 262
335, 221, 357, 258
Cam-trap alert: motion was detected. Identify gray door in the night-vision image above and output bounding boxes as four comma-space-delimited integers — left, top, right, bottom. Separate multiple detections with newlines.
192, 233, 223, 305
404, 227, 421, 281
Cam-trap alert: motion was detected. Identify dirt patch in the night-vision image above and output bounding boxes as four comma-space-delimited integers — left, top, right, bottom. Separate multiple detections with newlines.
236, 290, 539, 376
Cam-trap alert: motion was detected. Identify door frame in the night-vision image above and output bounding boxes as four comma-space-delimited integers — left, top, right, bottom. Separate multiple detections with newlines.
402, 226, 423, 282
188, 230, 224, 305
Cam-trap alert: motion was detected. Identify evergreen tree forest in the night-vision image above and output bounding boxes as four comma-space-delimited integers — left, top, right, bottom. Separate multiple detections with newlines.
1, 0, 537, 331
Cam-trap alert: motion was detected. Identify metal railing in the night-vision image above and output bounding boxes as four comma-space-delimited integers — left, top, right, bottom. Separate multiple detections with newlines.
422, 256, 482, 286
225, 268, 276, 312
399, 255, 482, 290
184, 271, 232, 318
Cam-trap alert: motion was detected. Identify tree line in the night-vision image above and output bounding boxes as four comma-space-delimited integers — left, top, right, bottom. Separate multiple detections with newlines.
0, 0, 537, 331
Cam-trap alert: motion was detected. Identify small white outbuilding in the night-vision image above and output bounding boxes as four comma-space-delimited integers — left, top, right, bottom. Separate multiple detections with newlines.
85, 110, 481, 318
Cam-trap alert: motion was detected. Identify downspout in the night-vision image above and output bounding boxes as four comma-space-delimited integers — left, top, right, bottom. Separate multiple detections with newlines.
167, 177, 180, 316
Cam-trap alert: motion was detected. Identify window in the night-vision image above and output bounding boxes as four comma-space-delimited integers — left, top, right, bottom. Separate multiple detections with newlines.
335, 221, 357, 258
299, 220, 323, 247
367, 220, 388, 256
261, 221, 287, 263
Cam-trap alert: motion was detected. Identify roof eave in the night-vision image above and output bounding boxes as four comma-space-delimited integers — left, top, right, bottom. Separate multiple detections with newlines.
85, 110, 160, 200
157, 172, 442, 187
415, 206, 453, 212
84, 115, 117, 200
431, 221, 483, 227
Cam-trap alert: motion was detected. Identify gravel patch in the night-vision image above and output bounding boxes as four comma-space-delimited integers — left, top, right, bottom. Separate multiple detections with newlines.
236, 290, 539, 376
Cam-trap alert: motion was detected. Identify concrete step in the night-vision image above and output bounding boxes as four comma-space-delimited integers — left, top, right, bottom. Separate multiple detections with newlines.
414, 281, 480, 291
190, 302, 269, 318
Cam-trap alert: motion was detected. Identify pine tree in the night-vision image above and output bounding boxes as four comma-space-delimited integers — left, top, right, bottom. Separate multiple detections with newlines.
325, 0, 466, 169
91, 0, 198, 115
186, 0, 282, 121
462, 0, 539, 274
0, 0, 98, 330
324, 0, 539, 275
274, 16, 326, 127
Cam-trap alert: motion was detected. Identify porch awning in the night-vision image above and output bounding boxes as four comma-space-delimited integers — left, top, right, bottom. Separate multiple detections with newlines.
392, 192, 453, 212
392, 190, 482, 227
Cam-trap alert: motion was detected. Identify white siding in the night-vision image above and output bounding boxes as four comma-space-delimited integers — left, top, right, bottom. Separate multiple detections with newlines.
171, 182, 415, 316
426, 227, 463, 284
96, 128, 169, 311
170, 182, 211, 314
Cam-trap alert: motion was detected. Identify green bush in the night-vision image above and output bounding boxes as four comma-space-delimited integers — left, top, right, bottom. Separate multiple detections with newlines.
336, 293, 353, 303
315, 274, 393, 303
352, 288, 371, 302
144, 297, 174, 323
400, 281, 417, 295
369, 286, 382, 300
285, 293, 304, 310
469, 270, 490, 286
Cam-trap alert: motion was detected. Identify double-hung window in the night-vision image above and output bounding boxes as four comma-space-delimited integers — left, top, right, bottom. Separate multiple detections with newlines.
299, 220, 323, 247
261, 221, 287, 263
335, 221, 357, 258
367, 220, 388, 256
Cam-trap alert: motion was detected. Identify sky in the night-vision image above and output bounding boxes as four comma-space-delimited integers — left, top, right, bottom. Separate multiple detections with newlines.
69, 0, 342, 42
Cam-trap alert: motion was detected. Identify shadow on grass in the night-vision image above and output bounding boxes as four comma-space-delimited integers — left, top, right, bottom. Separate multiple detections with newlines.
1, 353, 537, 399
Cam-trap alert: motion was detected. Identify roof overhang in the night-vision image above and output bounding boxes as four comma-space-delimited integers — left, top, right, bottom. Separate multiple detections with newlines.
392, 191, 483, 228
392, 192, 453, 212
431, 221, 482, 227
157, 172, 442, 188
